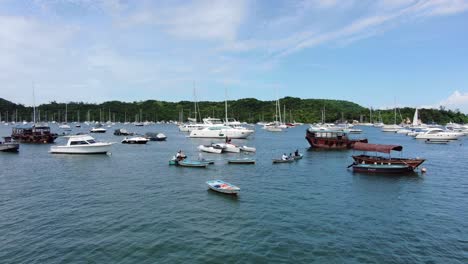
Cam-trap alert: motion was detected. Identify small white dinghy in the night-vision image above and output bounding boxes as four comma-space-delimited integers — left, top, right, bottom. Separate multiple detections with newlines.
198, 145, 222, 154
206, 180, 240, 195
211, 143, 240, 153
240, 145, 256, 152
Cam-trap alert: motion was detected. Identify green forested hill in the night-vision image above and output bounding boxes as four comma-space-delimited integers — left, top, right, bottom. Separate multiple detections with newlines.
0, 97, 466, 124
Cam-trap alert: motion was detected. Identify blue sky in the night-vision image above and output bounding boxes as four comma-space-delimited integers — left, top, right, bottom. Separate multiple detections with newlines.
0, 0, 467, 112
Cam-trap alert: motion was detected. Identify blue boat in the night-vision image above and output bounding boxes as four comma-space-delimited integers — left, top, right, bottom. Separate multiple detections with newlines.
178, 160, 208, 168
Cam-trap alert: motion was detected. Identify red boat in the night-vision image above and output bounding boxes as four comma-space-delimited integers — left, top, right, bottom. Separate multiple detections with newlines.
305, 128, 367, 149
352, 142, 425, 169
12, 124, 58, 144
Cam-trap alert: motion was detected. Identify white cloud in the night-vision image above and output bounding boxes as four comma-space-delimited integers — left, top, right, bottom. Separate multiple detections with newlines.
439, 90, 468, 112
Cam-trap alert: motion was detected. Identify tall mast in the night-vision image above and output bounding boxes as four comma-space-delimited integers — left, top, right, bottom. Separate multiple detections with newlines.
65, 103, 68, 123
32, 83, 36, 124
224, 88, 228, 123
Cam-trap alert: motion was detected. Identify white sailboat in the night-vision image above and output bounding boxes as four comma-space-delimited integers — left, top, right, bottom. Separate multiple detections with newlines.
382, 102, 402, 132
59, 103, 71, 130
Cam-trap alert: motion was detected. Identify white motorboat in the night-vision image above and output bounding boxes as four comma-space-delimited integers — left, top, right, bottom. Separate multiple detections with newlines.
396, 128, 412, 134
189, 126, 254, 139
50, 135, 113, 154
211, 142, 240, 153
198, 145, 222, 154
59, 123, 71, 130
121, 136, 149, 144
90, 124, 106, 133
415, 128, 463, 140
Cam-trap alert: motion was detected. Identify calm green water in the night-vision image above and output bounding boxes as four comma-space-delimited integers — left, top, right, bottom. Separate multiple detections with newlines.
1, 124, 467, 263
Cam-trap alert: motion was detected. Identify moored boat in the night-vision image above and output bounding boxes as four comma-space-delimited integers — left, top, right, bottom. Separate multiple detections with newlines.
114, 128, 134, 136
145, 132, 167, 141
352, 142, 425, 169
240, 145, 256, 152
0, 137, 19, 152
12, 124, 58, 143
352, 164, 414, 173
425, 139, 450, 144
121, 136, 149, 144
50, 135, 113, 154
90, 124, 106, 133
198, 145, 223, 154
227, 158, 255, 164
305, 128, 367, 149
178, 160, 208, 168
206, 180, 240, 195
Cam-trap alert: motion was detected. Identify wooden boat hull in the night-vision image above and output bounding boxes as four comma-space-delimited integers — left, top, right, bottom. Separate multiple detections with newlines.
352, 164, 415, 173
352, 155, 425, 169
305, 129, 367, 149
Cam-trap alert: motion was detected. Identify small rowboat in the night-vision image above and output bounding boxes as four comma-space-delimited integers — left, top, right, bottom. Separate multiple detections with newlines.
178, 160, 208, 168
206, 180, 240, 195
227, 158, 255, 164
240, 146, 256, 152
272, 158, 294, 164
425, 139, 450, 144
292, 154, 303, 160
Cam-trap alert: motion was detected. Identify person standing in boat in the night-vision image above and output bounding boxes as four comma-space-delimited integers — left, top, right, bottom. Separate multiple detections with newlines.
294, 149, 299, 156
176, 150, 186, 161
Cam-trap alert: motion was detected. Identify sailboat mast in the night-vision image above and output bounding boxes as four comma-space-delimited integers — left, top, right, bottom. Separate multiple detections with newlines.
225, 88, 228, 123
32, 84, 36, 124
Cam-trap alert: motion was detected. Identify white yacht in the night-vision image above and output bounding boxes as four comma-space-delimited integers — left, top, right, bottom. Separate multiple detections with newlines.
190, 125, 254, 139
90, 126, 107, 133
381, 124, 402, 132
415, 128, 464, 140
50, 135, 113, 154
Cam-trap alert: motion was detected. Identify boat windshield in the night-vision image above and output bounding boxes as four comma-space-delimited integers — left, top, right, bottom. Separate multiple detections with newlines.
86, 139, 96, 144
70, 141, 89, 145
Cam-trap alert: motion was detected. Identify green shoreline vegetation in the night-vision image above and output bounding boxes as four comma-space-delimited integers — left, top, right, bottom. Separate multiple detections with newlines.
1, 97, 467, 125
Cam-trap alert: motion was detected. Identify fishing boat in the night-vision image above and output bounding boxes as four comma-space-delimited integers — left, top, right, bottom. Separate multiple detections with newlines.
121, 136, 149, 144
12, 124, 58, 143
351, 142, 425, 169
0, 137, 19, 152
305, 128, 367, 149
425, 139, 450, 144
198, 145, 223, 154
206, 180, 240, 195
272, 158, 294, 164
178, 160, 208, 168
240, 145, 256, 152
227, 158, 255, 164
50, 135, 113, 154
145, 132, 167, 141
352, 164, 414, 173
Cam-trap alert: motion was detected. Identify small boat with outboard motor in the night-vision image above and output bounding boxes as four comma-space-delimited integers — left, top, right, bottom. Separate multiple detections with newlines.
206, 180, 240, 195
0, 137, 19, 152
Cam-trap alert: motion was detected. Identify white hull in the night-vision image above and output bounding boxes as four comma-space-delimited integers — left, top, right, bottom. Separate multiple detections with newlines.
50, 143, 112, 154
198, 145, 222, 154
212, 143, 240, 153
381, 125, 402, 132
415, 133, 462, 140
240, 146, 256, 152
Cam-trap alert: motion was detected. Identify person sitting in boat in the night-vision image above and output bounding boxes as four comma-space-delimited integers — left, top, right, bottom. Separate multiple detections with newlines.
176, 150, 186, 161
225, 136, 232, 143
282, 153, 289, 160
294, 149, 300, 156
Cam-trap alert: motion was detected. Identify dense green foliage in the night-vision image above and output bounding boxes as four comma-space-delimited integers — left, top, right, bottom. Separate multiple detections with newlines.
1, 97, 466, 125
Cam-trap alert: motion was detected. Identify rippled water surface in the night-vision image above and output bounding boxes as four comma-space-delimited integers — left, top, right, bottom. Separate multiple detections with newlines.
1, 124, 467, 263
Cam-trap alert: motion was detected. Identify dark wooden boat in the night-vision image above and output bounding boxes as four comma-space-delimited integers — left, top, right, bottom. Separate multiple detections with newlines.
0, 137, 19, 152
352, 164, 414, 173
352, 142, 425, 169
145, 132, 167, 141
11, 124, 57, 144
305, 129, 367, 149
